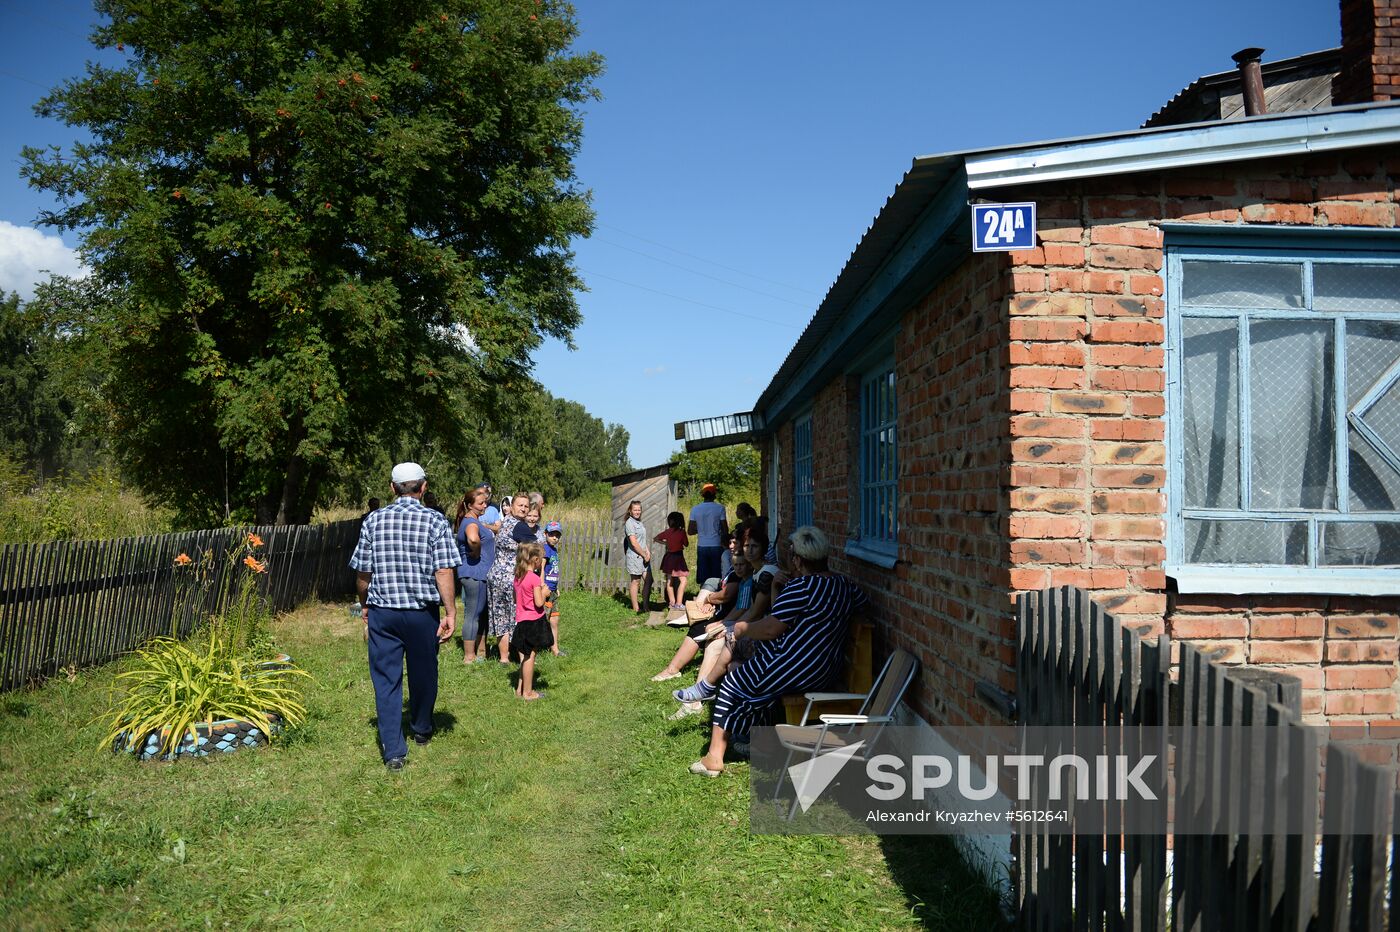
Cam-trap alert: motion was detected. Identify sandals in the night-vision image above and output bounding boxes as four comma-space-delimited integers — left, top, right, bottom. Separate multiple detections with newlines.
651, 670, 681, 682
689, 760, 722, 777
668, 701, 704, 721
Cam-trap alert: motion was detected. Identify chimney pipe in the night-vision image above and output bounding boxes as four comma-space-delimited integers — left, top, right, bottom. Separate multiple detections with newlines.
1232, 47, 1267, 116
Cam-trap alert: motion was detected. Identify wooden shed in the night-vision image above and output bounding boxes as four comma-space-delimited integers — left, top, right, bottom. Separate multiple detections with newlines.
606, 462, 677, 572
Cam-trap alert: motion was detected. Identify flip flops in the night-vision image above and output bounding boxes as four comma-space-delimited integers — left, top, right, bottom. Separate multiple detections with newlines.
651, 670, 681, 682
689, 760, 722, 777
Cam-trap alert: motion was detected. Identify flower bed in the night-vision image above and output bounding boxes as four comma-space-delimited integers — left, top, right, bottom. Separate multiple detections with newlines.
111, 654, 295, 761
115, 713, 283, 761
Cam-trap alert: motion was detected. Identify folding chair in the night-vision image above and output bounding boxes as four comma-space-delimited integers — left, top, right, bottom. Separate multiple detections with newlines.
771, 649, 920, 820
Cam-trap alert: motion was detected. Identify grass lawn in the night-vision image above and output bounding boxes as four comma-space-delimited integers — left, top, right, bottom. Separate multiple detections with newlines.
0, 593, 1003, 930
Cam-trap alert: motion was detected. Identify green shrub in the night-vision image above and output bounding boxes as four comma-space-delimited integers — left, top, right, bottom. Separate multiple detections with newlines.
0, 454, 174, 544
102, 631, 308, 757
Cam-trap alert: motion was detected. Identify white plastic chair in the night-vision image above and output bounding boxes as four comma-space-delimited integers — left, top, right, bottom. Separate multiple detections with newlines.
772, 649, 919, 820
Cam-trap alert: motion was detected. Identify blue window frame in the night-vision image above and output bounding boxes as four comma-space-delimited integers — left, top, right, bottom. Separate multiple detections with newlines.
1166, 235, 1400, 594
856, 363, 898, 559
793, 414, 813, 530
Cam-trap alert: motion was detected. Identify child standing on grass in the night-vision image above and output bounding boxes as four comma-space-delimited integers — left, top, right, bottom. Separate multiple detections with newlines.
543, 521, 565, 657
654, 512, 689, 611
510, 542, 553, 700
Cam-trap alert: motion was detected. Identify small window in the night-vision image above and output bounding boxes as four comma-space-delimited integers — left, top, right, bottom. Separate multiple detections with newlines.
1169, 245, 1400, 593
793, 414, 813, 530
858, 363, 898, 554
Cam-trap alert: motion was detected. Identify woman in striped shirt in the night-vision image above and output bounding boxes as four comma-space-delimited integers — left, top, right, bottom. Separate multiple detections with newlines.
681, 526, 869, 776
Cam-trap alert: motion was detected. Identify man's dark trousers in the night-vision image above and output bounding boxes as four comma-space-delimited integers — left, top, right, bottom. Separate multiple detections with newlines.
366, 605, 440, 761
695, 546, 722, 589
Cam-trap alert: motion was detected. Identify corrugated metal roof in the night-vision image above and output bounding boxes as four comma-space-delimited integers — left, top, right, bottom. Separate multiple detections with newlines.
673, 412, 765, 452
750, 102, 1400, 424
752, 157, 959, 418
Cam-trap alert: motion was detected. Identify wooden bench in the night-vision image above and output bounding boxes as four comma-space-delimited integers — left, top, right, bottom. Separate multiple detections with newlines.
779, 621, 874, 724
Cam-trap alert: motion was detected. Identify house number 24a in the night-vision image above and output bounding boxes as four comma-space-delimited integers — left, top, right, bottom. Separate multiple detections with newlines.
971, 203, 1037, 252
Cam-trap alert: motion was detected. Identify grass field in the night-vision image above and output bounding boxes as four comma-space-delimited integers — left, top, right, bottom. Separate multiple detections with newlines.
0, 593, 1002, 930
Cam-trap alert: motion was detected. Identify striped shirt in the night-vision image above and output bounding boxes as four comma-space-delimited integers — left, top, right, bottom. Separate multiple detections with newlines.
756, 573, 870, 670
349, 497, 460, 609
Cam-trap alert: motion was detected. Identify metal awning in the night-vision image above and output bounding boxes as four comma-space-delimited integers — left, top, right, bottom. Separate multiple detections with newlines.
673, 412, 765, 452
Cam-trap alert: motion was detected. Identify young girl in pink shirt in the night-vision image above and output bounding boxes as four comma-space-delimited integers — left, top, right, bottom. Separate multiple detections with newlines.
510, 542, 553, 700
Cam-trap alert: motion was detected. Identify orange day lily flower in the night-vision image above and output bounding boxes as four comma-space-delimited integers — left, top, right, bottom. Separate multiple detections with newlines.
243, 555, 267, 573
247, 532, 264, 548
174, 553, 192, 566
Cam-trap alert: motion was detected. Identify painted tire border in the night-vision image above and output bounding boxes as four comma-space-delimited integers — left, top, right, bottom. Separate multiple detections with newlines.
112, 654, 294, 762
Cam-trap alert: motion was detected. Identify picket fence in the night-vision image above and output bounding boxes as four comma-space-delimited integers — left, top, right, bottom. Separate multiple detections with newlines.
1016, 585, 1400, 931
0, 521, 360, 691
0, 514, 635, 691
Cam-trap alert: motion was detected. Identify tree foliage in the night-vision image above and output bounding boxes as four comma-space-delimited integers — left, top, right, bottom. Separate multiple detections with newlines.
0, 288, 106, 478
669, 444, 760, 500
23, 0, 603, 525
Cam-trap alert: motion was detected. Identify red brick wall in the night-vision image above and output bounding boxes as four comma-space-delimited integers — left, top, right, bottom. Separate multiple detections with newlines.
766, 252, 1012, 727
1335, 0, 1400, 105
763, 146, 1400, 731
996, 146, 1400, 723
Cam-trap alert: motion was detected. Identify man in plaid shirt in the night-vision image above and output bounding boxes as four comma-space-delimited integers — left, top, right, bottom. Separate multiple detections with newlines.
351, 462, 459, 770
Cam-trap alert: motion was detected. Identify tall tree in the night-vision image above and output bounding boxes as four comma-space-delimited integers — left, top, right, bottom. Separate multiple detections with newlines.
23, 0, 602, 525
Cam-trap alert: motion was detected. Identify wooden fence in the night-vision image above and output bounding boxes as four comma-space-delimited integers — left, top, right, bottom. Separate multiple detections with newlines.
1016, 586, 1171, 931
1016, 585, 1400, 932
551, 515, 633, 596
0, 514, 634, 691
0, 520, 360, 691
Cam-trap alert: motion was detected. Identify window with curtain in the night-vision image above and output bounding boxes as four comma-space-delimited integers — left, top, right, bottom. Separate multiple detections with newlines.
859, 364, 898, 552
793, 414, 813, 529
1170, 249, 1400, 580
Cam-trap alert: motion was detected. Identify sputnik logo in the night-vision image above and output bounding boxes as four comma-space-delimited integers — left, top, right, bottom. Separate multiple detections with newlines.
788, 741, 865, 813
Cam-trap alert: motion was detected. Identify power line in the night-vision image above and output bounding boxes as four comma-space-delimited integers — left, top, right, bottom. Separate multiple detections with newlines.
0, 68, 50, 90
596, 221, 822, 297
579, 267, 799, 329
593, 236, 812, 308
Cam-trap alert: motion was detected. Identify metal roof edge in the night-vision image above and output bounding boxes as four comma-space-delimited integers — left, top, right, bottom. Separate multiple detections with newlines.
750, 103, 1400, 430
752, 155, 963, 417
963, 103, 1400, 189
912, 99, 1400, 174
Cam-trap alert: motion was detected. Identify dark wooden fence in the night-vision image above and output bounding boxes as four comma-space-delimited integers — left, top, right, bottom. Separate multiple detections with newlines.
0, 520, 360, 691
1016, 586, 1171, 931
1016, 585, 1400, 932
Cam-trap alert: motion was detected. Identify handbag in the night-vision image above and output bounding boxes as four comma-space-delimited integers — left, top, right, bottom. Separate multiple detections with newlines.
685, 600, 716, 624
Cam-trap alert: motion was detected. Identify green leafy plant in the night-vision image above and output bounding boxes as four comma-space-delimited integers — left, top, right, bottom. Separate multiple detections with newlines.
102, 631, 308, 758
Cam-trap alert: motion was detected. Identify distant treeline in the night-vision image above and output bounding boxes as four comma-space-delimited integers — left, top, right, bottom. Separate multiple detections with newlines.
0, 288, 629, 526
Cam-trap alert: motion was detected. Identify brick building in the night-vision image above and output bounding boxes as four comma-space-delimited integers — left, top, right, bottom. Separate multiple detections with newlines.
680, 1, 1400, 731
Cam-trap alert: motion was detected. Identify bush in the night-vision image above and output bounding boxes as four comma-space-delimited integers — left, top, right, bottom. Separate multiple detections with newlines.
0, 455, 173, 544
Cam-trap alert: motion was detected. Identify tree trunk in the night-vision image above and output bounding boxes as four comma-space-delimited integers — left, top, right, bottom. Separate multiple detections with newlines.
275, 452, 306, 526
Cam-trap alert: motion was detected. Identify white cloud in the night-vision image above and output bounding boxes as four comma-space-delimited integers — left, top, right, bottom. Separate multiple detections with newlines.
644, 365, 666, 377
0, 221, 86, 301
433, 321, 478, 354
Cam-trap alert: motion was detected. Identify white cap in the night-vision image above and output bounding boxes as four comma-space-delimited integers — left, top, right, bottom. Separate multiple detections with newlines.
391, 462, 426, 484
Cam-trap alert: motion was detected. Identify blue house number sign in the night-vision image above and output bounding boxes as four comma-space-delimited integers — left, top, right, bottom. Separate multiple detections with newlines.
971, 202, 1036, 252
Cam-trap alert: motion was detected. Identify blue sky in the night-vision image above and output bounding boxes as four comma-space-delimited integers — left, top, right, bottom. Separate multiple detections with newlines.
0, 0, 1338, 469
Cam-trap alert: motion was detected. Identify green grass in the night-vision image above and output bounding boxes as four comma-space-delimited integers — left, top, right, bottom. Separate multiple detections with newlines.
0, 593, 1002, 930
